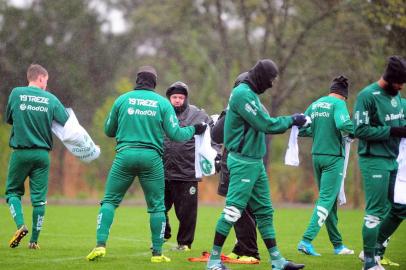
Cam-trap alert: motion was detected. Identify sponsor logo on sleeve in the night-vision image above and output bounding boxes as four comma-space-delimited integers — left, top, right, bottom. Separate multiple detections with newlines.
244, 102, 257, 115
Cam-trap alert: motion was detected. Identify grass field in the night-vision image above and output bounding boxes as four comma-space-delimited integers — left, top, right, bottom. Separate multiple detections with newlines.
0, 204, 405, 270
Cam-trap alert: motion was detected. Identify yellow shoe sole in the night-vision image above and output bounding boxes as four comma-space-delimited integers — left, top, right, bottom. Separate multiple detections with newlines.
151, 255, 171, 263
86, 247, 106, 261
9, 225, 29, 248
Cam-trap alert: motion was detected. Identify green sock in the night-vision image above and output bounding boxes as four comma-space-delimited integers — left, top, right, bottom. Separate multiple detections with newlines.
362, 221, 378, 260
150, 211, 166, 256
208, 245, 222, 264
30, 205, 45, 243
8, 197, 24, 228
364, 251, 375, 269
269, 246, 284, 261
96, 203, 116, 246
214, 214, 233, 238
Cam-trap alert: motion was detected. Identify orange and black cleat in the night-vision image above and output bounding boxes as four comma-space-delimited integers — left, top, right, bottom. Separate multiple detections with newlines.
9, 225, 29, 248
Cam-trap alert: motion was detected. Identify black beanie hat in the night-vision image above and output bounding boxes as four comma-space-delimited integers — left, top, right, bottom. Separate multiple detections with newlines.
166, 81, 189, 97
135, 66, 157, 90
330, 75, 349, 98
383, 56, 406, 84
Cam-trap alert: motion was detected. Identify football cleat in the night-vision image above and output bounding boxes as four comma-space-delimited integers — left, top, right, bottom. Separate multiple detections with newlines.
359, 250, 365, 261
9, 225, 29, 248
86, 246, 106, 261
28, 242, 40, 249
363, 265, 385, 270
334, 245, 354, 255
237, 256, 260, 263
359, 250, 393, 267
171, 244, 190, 251
297, 240, 321, 256
207, 262, 230, 270
381, 257, 399, 266
151, 254, 171, 263
226, 252, 239, 260
273, 261, 305, 270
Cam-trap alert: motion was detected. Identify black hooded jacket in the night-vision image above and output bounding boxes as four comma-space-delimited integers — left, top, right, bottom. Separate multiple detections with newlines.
163, 98, 212, 182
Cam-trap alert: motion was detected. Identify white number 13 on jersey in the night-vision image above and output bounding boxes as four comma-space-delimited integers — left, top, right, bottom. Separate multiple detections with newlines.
355, 111, 369, 125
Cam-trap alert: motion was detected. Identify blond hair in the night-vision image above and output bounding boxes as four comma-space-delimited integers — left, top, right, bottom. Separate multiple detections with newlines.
27, 64, 48, 82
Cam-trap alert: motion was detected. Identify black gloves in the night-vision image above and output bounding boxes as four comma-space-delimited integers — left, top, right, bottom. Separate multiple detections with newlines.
194, 122, 208, 135
390, 127, 406, 137
291, 113, 307, 127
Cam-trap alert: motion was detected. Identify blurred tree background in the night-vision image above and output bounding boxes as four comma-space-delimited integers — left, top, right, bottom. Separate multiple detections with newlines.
0, 0, 405, 206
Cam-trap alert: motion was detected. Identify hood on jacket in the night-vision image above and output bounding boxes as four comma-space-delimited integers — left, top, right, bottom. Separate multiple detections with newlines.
234, 72, 248, 88
166, 81, 189, 113
244, 59, 278, 94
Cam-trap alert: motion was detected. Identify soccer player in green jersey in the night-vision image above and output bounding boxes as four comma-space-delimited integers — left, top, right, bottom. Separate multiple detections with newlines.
353, 56, 406, 270
206, 59, 306, 270
5, 64, 69, 249
86, 66, 207, 263
297, 76, 354, 256
370, 97, 406, 268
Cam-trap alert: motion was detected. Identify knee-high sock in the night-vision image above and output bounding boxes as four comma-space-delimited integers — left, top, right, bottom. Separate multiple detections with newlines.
96, 203, 116, 246
363, 215, 381, 269
31, 205, 45, 243
150, 211, 166, 255
208, 214, 234, 263
8, 196, 24, 229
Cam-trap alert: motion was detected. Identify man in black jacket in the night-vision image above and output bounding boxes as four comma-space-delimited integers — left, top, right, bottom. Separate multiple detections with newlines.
163, 81, 213, 251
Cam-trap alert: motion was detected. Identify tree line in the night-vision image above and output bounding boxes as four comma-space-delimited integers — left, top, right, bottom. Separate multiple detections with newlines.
0, 0, 405, 206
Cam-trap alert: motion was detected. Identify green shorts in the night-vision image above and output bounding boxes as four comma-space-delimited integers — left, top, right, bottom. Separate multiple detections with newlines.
5, 149, 50, 206
101, 148, 166, 213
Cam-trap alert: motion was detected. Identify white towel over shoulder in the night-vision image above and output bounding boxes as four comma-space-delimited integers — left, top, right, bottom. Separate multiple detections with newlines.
394, 138, 406, 204
195, 126, 217, 178
52, 108, 100, 163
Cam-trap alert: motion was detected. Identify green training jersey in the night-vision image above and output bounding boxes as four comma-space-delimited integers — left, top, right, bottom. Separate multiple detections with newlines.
302, 95, 353, 156
353, 82, 405, 159
224, 83, 293, 159
104, 89, 195, 155
6, 86, 68, 150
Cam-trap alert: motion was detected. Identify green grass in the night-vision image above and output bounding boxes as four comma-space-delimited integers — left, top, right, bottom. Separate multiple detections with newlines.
0, 204, 405, 270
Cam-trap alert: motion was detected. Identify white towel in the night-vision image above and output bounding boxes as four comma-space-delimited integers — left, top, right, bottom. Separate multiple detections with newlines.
52, 108, 100, 163
284, 116, 312, 166
394, 138, 406, 204
338, 138, 351, 205
195, 126, 217, 178
284, 126, 300, 166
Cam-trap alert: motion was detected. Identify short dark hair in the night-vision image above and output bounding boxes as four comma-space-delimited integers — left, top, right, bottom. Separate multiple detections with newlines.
27, 64, 48, 82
